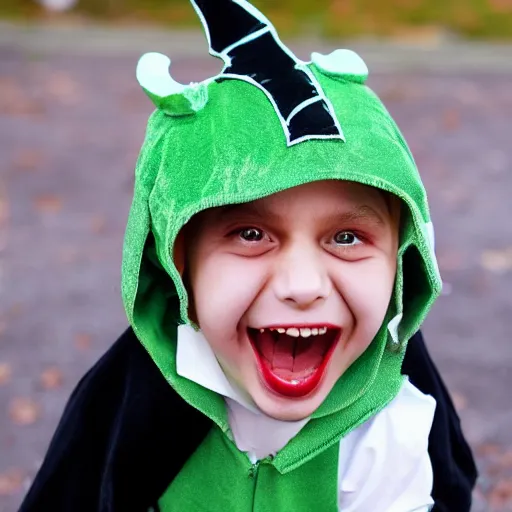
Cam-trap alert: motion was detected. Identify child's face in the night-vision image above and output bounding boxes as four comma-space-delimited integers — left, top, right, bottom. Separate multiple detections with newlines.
178, 180, 400, 421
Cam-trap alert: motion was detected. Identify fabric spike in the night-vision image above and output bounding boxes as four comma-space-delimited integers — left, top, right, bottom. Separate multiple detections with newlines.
311, 49, 369, 84
191, 0, 345, 145
136, 52, 208, 116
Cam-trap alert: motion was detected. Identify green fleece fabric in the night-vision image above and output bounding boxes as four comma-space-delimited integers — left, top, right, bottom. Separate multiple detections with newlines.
121, 0, 442, 491
159, 426, 339, 511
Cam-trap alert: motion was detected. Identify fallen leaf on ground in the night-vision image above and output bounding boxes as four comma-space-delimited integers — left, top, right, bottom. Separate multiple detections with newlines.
0, 469, 25, 496
12, 149, 45, 172
8, 397, 41, 426
442, 108, 460, 131
0, 362, 12, 385
0, 182, 9, 232
379, 85, 413, 103
75, 332, 92, 351
7, 303, 23, 318
476, 443, 502, 457
0, 78, 45, 117
488, 478, 512, 508
33, 194, 63, 214
493, 451, 512, 471
45, 71, 82, 105
40, 367, 64, 389
90, 215, 107, 234
481, 247, 512, 274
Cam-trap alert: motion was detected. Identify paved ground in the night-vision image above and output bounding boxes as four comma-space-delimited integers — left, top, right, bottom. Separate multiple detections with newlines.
1, 24, 512, 511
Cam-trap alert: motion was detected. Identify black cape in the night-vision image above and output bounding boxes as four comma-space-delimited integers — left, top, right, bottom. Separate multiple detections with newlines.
19, 329, 477, 512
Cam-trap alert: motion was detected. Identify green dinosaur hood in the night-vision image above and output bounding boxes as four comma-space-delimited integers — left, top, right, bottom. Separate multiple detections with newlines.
121, 1, 442, 458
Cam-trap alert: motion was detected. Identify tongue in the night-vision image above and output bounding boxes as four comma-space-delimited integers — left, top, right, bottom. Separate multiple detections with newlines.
254, 330, 330, 377
273, 336, 295, 371
257, 330, 276, 362
293, 340, 326, 372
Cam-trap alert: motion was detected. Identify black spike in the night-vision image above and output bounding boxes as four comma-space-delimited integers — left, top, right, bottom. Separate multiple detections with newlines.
191, 0, 344, 145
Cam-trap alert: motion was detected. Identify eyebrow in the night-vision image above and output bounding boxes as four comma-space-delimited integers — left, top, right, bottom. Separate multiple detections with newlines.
334, 205, 386, 226
216, 202, 273, 222
216, 203, 386, 227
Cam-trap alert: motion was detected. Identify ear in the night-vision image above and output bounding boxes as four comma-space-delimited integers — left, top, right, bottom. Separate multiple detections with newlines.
173, 229, 186, 275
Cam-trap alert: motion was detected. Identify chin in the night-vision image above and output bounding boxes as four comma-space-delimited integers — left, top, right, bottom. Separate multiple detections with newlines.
249, 377, 336, 421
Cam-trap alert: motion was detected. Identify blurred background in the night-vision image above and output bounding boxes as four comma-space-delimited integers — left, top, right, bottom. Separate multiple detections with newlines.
0, 1, 511, 511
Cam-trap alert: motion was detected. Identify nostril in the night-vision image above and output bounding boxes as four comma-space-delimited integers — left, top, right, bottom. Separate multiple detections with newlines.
284, 293, 325, 308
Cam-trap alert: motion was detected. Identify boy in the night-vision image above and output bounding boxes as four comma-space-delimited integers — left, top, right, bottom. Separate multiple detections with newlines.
19, 0, 476, 510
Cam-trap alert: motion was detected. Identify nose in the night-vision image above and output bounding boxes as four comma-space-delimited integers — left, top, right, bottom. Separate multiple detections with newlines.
273, 244, 331, 309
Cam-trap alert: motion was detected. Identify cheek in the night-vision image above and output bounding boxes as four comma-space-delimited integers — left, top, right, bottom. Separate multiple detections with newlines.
335, 258, 396, 353
190, 254, 268, 343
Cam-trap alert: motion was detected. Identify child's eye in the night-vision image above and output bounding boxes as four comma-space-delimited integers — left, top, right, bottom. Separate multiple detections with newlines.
239, 227, 264, 242
333, 231, 362, 246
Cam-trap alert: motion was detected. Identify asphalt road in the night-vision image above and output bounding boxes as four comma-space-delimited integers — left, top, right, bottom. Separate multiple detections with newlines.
1, 25, 511, 511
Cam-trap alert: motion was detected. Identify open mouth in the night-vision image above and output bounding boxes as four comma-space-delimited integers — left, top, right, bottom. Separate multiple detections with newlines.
247, 325, 341, 398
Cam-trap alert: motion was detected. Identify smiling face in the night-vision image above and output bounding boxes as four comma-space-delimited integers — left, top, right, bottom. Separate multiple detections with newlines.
176, 180, 401, 421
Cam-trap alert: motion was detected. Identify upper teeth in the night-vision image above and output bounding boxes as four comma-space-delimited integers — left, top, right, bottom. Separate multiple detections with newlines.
259, 326, 329, 338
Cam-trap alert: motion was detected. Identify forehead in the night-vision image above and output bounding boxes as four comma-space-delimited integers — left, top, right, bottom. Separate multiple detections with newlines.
213, 180, 394, 223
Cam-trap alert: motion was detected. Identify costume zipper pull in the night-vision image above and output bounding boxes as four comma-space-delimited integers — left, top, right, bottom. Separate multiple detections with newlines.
248, 462, 259, 478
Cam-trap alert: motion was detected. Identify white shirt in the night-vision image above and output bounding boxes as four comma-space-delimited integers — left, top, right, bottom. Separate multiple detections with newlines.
177, 324, 436, 511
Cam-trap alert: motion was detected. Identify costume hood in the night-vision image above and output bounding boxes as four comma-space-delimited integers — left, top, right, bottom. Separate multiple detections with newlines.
122, 0, 442, 460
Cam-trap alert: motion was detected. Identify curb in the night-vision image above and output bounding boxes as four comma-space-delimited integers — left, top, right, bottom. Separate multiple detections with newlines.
1, 22, 512, 74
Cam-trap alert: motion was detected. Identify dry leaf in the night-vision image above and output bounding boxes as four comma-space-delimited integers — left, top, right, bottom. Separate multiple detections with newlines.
40, 367, 63, 390
0, 78, 45, 117
442, 108, 460, 131
90, 215, 107, 234
33, 194, 63, 214
75, 332, 92, 351
7, 303, 23, 318
491, 451, 512, 472
476, 443, 502, 458
499, 451, 512, 468
0, 362, 12, 385
0, 185, 9, 228
481, 247, 512, 274
379, 86, 411, 103
488, 478, 512, 508
8, 397, 41, 426
0, 469, 25, 496
12, 149, 45, 172
45, 71, 81, 105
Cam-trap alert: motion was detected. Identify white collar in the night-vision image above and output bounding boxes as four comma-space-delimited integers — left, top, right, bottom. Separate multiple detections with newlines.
176, 324, 310, 461
176, 324, 260, 413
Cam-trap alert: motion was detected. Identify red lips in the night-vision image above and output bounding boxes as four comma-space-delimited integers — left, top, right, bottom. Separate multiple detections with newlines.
248, 326, 341, 398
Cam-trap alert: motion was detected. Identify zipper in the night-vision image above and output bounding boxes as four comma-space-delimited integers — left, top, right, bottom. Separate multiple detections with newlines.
249, 461, 260, 511
249, 455, 275, 510
248, 461, 260, 479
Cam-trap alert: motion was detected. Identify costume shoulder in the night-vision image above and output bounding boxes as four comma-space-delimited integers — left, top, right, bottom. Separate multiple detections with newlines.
19, 328, 212, 512
403, 331, 478, 512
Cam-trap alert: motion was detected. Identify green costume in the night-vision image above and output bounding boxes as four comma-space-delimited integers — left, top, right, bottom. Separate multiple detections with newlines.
121, 0, 442, 509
